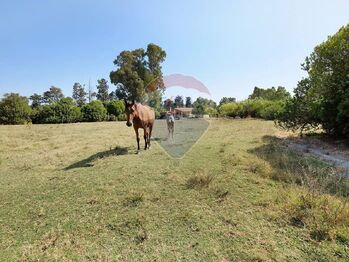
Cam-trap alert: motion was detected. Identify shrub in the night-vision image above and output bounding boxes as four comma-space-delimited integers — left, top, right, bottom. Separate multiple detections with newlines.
0, 93, 32, 124
259, 100, 285, 120
31, 97, 81, 124
106, 100, 125, 120
219, 102, 244, 117
219, 99, 285, 120
81, 100, 107, 122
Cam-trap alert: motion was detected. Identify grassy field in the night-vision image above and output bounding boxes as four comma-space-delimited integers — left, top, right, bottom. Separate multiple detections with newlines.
0, 119, 348, 261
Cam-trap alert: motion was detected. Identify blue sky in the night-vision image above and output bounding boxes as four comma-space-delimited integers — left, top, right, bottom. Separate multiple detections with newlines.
1, 0, 348, 102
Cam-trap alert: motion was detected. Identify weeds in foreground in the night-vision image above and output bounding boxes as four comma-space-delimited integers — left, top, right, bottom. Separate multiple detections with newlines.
278, 188, 349, 242
186, 169, 214, 189
123, 192, 144, 207
252, 137, 349, 243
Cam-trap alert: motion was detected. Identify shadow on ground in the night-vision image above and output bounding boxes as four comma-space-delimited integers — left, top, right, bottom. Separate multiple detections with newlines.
248, 135, 349, 196
248, 135, 329, 175
65, 146, 128, 170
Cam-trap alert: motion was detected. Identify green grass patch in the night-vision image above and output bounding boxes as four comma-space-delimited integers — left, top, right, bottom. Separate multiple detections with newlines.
0, 120, 348, 261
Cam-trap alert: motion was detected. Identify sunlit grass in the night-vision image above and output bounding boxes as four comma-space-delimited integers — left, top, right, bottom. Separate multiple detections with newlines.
0, 119, 348, 261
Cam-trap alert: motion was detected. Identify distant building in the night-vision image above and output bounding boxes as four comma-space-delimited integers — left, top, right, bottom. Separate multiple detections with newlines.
174, 107, 193, 117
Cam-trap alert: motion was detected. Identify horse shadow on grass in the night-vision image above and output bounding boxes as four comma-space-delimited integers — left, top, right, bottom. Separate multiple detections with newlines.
64, 146, 129, 170
153, 137, 167, 142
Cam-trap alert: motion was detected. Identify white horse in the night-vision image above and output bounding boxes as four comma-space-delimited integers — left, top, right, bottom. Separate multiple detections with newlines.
166, 112, 175, 141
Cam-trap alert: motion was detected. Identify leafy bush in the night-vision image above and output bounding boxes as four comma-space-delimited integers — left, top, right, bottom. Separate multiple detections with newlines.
0, 93, 32, 124
106, 100, 125, 120
219, 99, 285, 120
219, 102, 244, 117
31, 97, 81, 124
259, 100, 285, 120
81, 100, 107, 122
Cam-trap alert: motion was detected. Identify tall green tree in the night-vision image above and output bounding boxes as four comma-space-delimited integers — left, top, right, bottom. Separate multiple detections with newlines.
278, 24, 349, 137
192, 97, 217, 115
72, 82, 87, 106
174, 95, 184, 108
110, 43, 166, 102
249, 86, 290, 101
43, 86, 64, 103
0, 93, 31, 124
146, 90, 162, 116
185, 97, 192, 108
29, 93, 43, 108
219, 97, 236, 106
96, 78, 109, 102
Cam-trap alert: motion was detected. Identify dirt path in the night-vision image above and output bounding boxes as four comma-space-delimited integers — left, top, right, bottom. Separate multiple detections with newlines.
285, 140, 349, 176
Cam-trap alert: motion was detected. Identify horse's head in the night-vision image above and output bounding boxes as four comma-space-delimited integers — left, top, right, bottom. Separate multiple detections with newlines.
124, 99, 136, 127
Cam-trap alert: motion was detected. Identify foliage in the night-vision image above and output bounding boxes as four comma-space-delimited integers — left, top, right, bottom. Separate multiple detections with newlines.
106, 100, 125, 120
72, 82, 87, 107
0, 93, 32, 124
219, 102, 244, 117
29, 93, 43, 108
192, 97, 217, 115
219, 97, 236, 106
219, 99, 285, 120
43, 86, 64, 104
146, 90, 162, 118
109, 43, 166, 102
96, 78, 110, 102
185, 96, 192, 107
174, 95, 184, 108
31, 97, 81, 124
278, 24, 349, 137
249, 86, 290, 101
81, 100, 107, 122
259, 100, 286, 120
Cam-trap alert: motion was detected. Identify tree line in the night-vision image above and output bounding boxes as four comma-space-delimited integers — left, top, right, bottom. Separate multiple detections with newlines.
1, 25, 348, 139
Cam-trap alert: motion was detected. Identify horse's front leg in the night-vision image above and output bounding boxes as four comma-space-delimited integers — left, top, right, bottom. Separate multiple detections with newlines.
143, 128, 149, 150
134, 126, 140, 151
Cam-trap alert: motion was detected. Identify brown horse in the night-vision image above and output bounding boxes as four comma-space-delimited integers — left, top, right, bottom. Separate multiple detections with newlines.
124, 100, 155, 151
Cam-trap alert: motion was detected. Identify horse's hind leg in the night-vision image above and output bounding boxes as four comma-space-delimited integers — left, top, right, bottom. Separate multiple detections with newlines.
148, 124, 153, 149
